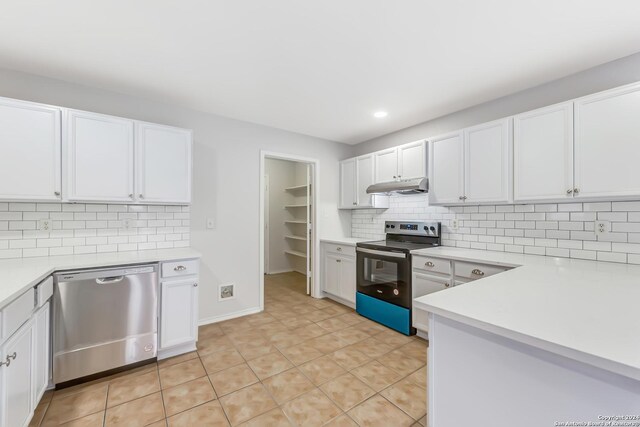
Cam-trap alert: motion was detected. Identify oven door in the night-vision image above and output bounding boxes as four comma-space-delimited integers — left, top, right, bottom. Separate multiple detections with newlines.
356, 247, 412, 308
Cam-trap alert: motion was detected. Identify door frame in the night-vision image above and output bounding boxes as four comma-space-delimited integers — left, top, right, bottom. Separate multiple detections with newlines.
259, 151, 320, 311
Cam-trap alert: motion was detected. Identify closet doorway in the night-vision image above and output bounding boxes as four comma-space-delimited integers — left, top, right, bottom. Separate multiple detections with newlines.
259, 152, 318, 309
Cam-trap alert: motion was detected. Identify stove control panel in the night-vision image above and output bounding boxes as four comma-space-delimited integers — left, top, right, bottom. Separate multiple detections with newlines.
385, 221, 440, 237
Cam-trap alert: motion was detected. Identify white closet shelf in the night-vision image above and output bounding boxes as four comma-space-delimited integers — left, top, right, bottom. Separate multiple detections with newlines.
284, 184, 311, 192
284, 220, 306, 224
284, 204, 310, 208
284, 235, 307, 241
284, 250, 307, 258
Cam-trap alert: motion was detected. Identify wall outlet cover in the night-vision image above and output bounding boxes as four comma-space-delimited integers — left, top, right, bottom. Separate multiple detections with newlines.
38, 219, 51, 231
451, 219, 459, 231
595, 220, 610, 237
219, 283, 235, 301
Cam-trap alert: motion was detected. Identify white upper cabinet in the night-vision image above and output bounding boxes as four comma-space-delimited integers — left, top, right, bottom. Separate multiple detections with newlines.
66, 110, 135, 202
339, 158, 356, 208
374, 148, 399, 182
339, 155, 388, 209
136, 123, 192, 204
574, 83, 640, 200
429, 132, 464, 205
464, 118, 512, 204
397, 140, 426, 179
514, 102, 574, 202
0, 98, 61, 201
356, 154, 374, 206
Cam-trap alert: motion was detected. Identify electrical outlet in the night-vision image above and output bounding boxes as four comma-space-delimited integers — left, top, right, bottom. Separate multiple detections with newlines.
451, 219, 459, 231
207, 218, 216, 229
595, 220, 610, 237
38, 219, 51, 231
122, 219, 132, 230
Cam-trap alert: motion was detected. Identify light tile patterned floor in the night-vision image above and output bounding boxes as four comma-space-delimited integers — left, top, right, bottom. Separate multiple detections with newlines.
31, 272, 428, 426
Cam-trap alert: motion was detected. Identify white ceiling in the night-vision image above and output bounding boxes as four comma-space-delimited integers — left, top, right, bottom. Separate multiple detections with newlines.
1, 1, 640, 144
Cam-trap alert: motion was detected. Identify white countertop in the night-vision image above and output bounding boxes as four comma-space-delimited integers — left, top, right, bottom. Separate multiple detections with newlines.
0, 248, 201, 309
412, 247, 640, 381
320, 237, 370, 246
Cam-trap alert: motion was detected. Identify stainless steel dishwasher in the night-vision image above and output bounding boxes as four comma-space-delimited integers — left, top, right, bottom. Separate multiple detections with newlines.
53, 264, 158, 385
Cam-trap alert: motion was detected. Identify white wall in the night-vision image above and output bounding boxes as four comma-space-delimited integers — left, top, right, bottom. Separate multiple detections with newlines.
0, 68, 352, 323
352, 52, 640, 156
265, 158, 296, 274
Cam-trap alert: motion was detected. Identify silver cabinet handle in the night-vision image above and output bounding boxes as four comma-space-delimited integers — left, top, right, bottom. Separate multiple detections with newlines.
129, 193, 134, 199
139, 194, 144, 199
1, 352, 17, 367
193, 283, 198, 287
462, 196, 467, 200
459, 196, 464, 200
445, 283, 450, 288
336, 259, 341, 263
471, 268, 485, 276
352, 202, 357, 205
573, 188, 580, 194
174, 265, 187, 272
337, 247, 342, 252
425, 261, 435, 268
566, 189, 573, 195
54, 191, 61, 196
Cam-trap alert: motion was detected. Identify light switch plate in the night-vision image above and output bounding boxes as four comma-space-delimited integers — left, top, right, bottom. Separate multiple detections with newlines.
207, 218, 216, 229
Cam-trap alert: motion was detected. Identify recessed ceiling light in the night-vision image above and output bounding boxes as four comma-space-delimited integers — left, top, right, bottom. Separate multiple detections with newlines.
373, 111, 388, 118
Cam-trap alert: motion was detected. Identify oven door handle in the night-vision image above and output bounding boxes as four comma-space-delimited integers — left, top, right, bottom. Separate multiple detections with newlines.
356, 247, 407, 259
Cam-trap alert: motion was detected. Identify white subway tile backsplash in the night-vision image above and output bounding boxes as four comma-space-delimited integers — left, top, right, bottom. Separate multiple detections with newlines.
0, 203, 190, 258
351, 194, 640, 264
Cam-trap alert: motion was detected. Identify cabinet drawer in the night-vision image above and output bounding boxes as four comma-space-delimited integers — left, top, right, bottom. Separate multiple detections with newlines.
162, 259, 199, 278
36, 276, 54, 308
1, 287, 35, 341
412, 255, 450, 275
454, 261, 508, 280
323, 243, 356, 257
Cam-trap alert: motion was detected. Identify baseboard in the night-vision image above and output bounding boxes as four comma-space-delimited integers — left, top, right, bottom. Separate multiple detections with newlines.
322, 292, 355, 309
198, 306, 262, 326
158, 342, 197, 360
265, 269, 294, 275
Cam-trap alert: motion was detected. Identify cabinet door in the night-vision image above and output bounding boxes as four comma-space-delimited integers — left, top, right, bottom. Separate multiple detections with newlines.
374, 148, 398, 183
0, 98, 61, 201
514, 103, 573, 202
0, 321, 34, 427
574, 84, 640, 199
136, 123, 192, 204
412, 273, 450, 332
160, 279, 198, 349
356, 154, 374, 207
338, 255, 356, 303
67, 110, 134, 202
428, 132, 464, 205
339, 158, 356, 209
464, 119, 512, 204
323, 253, 341, 296
398, 140, 426, 179
32, 302, 50, 407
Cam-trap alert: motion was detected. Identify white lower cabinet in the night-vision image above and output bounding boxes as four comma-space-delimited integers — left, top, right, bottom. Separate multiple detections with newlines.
32, 302, 50, 408
0, 318, 34, 427
321, 243, 356, 305
412, 272, 451, 332
159, 260, 200, 358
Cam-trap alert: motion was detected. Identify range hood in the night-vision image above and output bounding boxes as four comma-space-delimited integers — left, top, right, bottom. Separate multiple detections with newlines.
366, 177, 428, 195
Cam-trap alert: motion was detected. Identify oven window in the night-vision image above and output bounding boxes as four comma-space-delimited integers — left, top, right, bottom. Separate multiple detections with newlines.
363, 257, 398, 285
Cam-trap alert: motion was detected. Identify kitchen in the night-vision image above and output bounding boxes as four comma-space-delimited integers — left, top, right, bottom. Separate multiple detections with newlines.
1, 2, 640, 427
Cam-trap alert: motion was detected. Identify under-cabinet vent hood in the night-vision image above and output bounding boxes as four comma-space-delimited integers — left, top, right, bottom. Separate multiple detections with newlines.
366, 177, 428, 195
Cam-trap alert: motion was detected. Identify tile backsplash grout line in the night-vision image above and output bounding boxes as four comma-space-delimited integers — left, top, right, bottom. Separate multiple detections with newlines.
0, 202, 190, 259
351, 195, 640, 264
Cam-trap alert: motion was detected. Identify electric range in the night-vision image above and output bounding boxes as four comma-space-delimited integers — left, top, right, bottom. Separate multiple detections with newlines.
355, 220, 441, 335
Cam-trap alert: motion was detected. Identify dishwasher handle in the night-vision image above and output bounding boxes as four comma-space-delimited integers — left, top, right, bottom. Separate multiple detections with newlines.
96, 276, 125, 285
